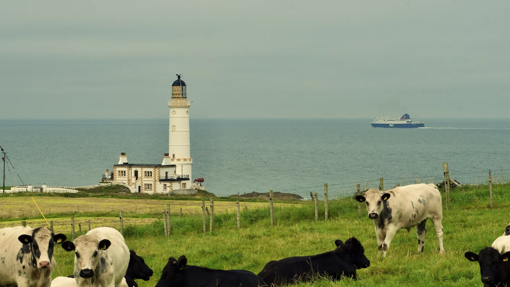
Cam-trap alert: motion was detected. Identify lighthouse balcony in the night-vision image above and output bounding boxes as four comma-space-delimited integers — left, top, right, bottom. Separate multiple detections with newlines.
160, 174, 190, 182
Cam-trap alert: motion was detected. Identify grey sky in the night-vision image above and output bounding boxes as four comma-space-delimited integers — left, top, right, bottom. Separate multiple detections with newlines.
1, 1, 509, 119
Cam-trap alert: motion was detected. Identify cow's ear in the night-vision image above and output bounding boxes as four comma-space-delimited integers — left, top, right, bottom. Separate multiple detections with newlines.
53, 234, 67, 244
18, 235, 33, 245
381, 193, 391, 201
355, 196, 366, 203
177, 255, 187, 270
464, 252, 478, 262
335, 240, 344, 247
501, 252, 510, 262
62, 241, 75, 252
98, 239, 111, 250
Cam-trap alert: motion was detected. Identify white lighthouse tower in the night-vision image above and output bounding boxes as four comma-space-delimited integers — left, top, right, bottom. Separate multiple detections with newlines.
167, 74, 192, 189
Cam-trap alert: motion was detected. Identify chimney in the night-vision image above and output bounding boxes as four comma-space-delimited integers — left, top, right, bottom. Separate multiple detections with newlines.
162, 153, 172, 165
118, 152, 128, 164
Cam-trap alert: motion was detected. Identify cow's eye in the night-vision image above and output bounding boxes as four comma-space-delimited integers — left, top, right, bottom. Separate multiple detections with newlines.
365, 202, 369, 206
93, 251, 98, 257
75, 252, 80, 258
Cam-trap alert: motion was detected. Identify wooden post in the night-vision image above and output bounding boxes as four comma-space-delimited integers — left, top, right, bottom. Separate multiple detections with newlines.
324, 184, 329, 221
210, 198, 214, 233
50, 221, 54, 231
314, 192, 318, 221
163, 211, 167, 237
202, 201, 206, 233
379, 178, 384, 191
356, 184, 361, 217
269, 190, 274, 226
71, 216, 75, 240
443, 163, 450, 210
22, 220, 27, 227
119, 210, 124, 235
489, 169, 493, 208
180, 208, 183, 217
167, 204, 171, 236
236, 201, 241, 229
310, 192, 316, 221
87, 220, 91, 231
79, 223, 82, 233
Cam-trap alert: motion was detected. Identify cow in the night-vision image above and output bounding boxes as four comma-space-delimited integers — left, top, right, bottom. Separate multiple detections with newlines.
0, 226, 66, 287
355, 183, 445, 256
52, 249, 153, 287
257, 237, 370, 286
492, 235, 510, 253
504, 223, 510, 236
62, 227, 130, 287
155, 255, 266, 287
465, 248, 510, 287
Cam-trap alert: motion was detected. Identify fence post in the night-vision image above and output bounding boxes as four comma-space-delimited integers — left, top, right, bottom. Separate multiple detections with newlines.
202, 201, 206, 233
310, 192, 316, 221
87, 220, 91, 231
119, 210, 124, 236
50, 221, 54, 231
356, 184, 361, 217
79, 223, 82, 233
379, 178, 384, 191
163, 211, 167, 237
22, 220, 27, 227
210, 198, 214, 233
236, 201, 241, 229
71, 216, 75, 240
324, 184, 329, 221
443, 163, 450, 210
167, 204, 171, 237
180, 208, 183, 217
489, 169, 493, 208
314, 192, 319, 221
269, 190, 274, 226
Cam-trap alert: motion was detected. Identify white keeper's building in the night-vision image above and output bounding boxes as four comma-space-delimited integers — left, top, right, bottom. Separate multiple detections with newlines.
107, 74, 201, 194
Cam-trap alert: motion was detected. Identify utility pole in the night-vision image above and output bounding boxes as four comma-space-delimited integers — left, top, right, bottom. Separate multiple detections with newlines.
1, 146, 5, 193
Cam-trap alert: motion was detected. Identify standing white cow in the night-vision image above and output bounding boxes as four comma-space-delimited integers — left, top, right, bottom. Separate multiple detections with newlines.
492, 234, 510, 253
62, 227, 129, 287
0, 226, 66, 287
355, 183, 445, 256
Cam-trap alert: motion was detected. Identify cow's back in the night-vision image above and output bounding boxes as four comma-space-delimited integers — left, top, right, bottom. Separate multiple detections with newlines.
86, 227, 129, 286
492, 235, 510, 253
388, 184, 443, 227
0, 226, 33, 284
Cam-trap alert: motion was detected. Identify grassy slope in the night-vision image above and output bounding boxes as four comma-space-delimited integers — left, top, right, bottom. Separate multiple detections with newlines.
7, 183, 510, 286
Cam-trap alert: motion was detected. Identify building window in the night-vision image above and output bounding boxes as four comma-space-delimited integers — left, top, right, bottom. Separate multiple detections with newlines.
165, 172, 168, 179
163, 184, 167, 191
181, 183, 186, 189
144, 183, 153, 191
144, 171, 153, 178
118, 170, 126, 177
172, 154, 175, 159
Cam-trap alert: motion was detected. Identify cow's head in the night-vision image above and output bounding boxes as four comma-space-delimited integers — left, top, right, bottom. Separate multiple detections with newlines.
355, 188, 390, 219
465, 248, 510, 286
127, 250, 153, 281
505, 223, 510, 236
18, 226, 66, 269
61, 235, 111, 279
336, 237, 370, 269
155, 256, 187, 287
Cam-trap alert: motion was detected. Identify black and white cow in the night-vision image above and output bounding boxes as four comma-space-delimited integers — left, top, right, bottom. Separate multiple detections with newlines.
0, 226, 66, 287
465, 248, 510, 287
155, 255, 265, 287
257, 237, 370, 286
355, 183, 445, 256
62, 227, 130, 287
504, 222, 510, 236
492, 235, 510, 254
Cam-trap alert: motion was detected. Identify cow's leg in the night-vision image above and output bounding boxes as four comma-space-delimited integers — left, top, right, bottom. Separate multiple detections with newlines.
431, 216, 445, 254
375, 226, 385, 256
416, 219, 427, 253
381, 225, 398, 257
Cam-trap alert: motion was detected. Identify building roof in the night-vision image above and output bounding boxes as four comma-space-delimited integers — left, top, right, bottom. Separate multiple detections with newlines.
172, 74, 186, 87
114, 163, 176, 167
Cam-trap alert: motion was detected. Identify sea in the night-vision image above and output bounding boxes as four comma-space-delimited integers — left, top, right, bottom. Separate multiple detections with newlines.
1, 118, 509, 198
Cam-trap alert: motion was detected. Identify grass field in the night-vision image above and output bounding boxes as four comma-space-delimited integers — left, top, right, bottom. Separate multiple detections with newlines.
2, 183, 510, 286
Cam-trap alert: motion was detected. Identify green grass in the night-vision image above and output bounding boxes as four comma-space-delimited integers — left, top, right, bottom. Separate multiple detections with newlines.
17, 183, 510, 286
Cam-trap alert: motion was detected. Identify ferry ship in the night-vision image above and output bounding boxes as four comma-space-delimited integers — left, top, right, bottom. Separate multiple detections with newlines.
371, 114, 425, 128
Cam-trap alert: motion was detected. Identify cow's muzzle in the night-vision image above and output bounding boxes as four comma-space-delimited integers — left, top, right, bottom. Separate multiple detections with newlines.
39, 261, 50, 268
369, 213, 379, 219
481, 276, 493, 284
79, 269, 94, 278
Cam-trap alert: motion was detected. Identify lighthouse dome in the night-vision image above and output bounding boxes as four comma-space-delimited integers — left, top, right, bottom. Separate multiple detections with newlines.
172, 74, 186, 86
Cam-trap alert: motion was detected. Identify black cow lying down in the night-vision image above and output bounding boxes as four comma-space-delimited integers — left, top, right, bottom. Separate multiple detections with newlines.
257, 237, 370, 286
465, 247, 510, 287
155, 255, 266, 287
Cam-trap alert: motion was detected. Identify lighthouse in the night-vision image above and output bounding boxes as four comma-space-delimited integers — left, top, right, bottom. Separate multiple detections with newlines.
166, 74, 192, 189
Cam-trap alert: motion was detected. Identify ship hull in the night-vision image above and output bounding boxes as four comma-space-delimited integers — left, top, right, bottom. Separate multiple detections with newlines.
371, 123, 424, 128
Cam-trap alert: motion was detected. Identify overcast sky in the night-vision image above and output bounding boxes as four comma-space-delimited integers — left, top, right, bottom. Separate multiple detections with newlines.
1, 1, 509, 119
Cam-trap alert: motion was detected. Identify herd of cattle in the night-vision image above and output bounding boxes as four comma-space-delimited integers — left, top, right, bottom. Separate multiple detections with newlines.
0, 183, 508, 286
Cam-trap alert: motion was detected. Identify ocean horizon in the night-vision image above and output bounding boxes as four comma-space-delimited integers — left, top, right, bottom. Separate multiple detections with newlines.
1, 118, 509, 198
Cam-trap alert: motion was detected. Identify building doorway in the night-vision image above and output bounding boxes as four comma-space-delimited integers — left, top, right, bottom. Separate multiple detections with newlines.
138, 186, 141, 193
